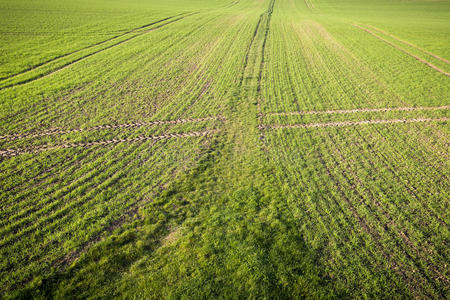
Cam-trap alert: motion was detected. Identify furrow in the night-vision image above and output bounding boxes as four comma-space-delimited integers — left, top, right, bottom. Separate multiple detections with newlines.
256, 0, 275, 144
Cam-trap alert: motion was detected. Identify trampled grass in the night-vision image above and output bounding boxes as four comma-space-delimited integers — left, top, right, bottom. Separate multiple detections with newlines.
0, 0, 448, 298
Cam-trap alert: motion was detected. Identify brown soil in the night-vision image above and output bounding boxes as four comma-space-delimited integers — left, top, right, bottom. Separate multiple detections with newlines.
0, 129, 219, 157
259, 117, 449, 129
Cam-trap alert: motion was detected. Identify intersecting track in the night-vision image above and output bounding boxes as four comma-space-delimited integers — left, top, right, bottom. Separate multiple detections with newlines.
353, 24, 450, 77
1, 1, 449, 297
0, 12, 197, 90
259, 101, 449, 294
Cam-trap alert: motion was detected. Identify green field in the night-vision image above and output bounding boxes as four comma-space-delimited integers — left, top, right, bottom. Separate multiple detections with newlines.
0, 0, 449, 298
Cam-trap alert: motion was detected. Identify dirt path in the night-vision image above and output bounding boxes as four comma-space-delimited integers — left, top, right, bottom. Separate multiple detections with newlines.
266, 105, 450, 116
259, 117, 449, 129
0, 129, 219, 157
0, 116, 224, 141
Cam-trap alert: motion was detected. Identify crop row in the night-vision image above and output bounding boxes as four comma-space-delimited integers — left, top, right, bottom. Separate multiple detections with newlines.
256, 3, 449, 297
264, 122, 448, 297
0, 130, 217, 294
0, 12, 248, 135
0, 14, 196, 90
259, 16, 448, 115
0, 6, 262, 295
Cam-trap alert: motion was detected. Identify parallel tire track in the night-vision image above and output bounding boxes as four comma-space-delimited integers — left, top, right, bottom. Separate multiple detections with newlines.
0, 13, 189, 82
353, 24, 450, 77
365, 24, 450, 65
0, 129, 219, 157
304, 0, 315, 10
265, 105, 450, 116
259, 117, 449, 129
256, 0, 275, 145
238, 13, 263, 87
0, 115, 224, 141
52, 131, 219, 269
0, 13, 197, 90
257, 0, 275, 95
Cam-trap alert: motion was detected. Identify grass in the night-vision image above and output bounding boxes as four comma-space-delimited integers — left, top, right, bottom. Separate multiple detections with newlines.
0, 0, 449, 298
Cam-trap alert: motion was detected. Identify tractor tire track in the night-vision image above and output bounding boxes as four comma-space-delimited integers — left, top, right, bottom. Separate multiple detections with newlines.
304, 0, 311, 10
256, 0, 275, 95
304, 0, 314, 10
0, 13, 197, 91
0, 13, 190, 82
365, 24, 450, 65
353, 24, 450, 77
259, 117, 449, 130
1, 109, 205, 246
239, 14, 263, 87
0, 115, 224, 141
256, 0, 275, 144
51, 131, 218, 270
0, 129, 219, 157
266, 105, 450, 117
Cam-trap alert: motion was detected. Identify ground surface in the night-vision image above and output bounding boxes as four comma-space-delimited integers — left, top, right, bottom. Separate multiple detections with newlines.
0, 0, 449, 298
